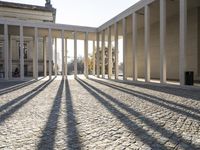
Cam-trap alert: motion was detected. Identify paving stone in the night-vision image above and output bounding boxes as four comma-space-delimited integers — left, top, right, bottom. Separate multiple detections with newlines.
0, 76, 199, 149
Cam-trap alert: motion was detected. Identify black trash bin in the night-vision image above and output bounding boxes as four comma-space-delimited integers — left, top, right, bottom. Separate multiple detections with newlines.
185, 71, 194, 85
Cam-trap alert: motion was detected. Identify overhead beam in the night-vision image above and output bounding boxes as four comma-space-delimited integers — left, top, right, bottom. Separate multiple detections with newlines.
0, 18, 97, 33
98, 0, 155, 31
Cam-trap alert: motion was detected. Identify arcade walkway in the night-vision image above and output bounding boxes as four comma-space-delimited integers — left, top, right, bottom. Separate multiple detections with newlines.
0, 76, 200, 149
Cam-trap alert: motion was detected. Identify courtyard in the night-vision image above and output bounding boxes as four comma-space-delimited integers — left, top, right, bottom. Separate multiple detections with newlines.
0, 76, 199, 149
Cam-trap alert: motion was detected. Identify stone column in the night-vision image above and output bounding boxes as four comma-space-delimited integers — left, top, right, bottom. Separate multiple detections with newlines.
96, 32, 100, 77
145, 5, 150, 82
48, 28, 52, 79
114, 23, 119, 80
84, 32, 89, 78
160, 0, 167, 84
74, 32, 77, 78
65, 38, 68, 77
93, 40, 96, 76
43, 37, 47, 77
114, 24, 119, 80
20, 25, 24, 80
108, 26, 112, 79
123, 18, 127, 80
61, 30, 65, 78
9, 35, 12, 79
132, 12, 138, 81
179, 0, 187, 86
34, 27, 39, 80
4, 24, 9, 80
54, 38, 58, 77
101, 30, 105, 78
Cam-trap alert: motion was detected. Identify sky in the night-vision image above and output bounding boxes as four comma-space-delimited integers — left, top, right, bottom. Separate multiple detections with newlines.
2, 0, 140, 27
2, 0, 140, 66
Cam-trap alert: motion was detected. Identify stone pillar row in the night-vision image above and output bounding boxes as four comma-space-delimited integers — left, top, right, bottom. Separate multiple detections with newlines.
95, 0, 187, 86
2, 0, 187, 85
2, 25, 92, 80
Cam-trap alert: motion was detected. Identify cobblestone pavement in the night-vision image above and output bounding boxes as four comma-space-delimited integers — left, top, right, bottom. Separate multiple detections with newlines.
0, 76, 200, 150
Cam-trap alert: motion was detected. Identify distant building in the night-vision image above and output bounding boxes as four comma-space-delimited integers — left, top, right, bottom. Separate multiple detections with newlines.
0, 1, 56, 78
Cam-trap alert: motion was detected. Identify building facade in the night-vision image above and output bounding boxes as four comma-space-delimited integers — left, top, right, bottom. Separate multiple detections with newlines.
0, 0, 199, 87
0, 1, 56, 78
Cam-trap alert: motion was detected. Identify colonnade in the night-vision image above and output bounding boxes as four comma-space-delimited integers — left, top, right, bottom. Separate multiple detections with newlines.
95, 0, 188, 86
2, 24, 95, 80
1, 0, 191, 86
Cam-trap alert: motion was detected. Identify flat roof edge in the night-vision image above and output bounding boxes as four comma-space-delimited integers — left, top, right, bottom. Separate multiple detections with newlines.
0, 18, 97, 33
97, 0, 155, 31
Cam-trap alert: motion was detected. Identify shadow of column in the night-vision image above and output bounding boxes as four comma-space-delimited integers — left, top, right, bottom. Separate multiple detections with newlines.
109, 78, 200, 101
90, 78, 200, 120
0, 78, 55, 124
0, 77, 45, 95
77, 78, 198, 149
65, 79, 81, 150
37, 79, 64, 150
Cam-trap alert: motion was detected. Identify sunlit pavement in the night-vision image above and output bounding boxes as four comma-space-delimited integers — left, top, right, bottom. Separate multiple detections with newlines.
0, 75, 200, 149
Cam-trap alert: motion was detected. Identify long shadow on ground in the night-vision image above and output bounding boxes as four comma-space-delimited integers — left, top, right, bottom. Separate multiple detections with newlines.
0, 80, 50, 113
90, 78, 200, 121
37, 79, 64, 150
0, 77, 45, 95
110, 79, 200, 101
65, 79, 81, 150
76, 78, 167, 149
0, 80, 36, 95
77, 78, 198, 150
37, 79, 81, 150
0, 78, 55, 124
